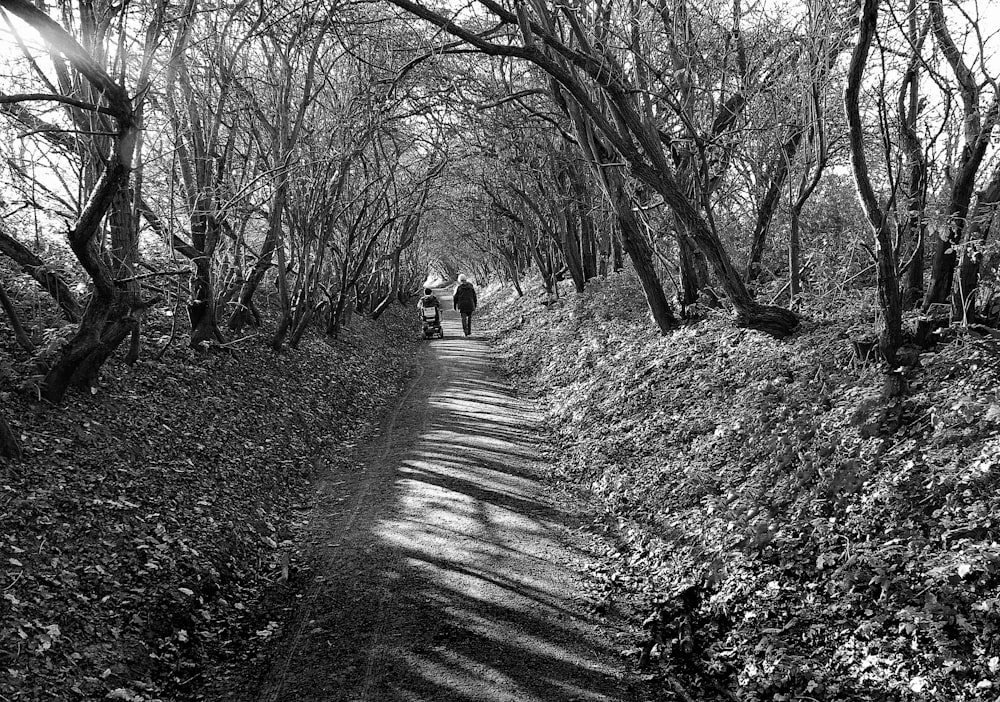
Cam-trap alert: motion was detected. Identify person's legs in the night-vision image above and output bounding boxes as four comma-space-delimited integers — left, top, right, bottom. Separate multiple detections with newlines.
461, 312, 472, 335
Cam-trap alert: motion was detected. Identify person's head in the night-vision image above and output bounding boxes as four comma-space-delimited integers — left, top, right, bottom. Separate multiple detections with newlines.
424, 288, 432, 295
458, 274, 467, 283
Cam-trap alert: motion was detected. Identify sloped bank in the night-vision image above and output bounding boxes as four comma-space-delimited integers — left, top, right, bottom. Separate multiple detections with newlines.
483, 274, 1000, 702
0, 310, 418, 701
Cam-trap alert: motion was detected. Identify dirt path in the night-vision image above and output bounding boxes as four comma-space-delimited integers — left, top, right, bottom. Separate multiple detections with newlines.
243, 301, 634, 702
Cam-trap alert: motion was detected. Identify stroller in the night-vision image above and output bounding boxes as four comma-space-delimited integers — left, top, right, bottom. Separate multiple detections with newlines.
420, 305, 444, 339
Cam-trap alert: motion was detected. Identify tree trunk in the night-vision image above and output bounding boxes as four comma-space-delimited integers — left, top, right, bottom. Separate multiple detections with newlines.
845, 0, 904, 379
371, 224, 414, 320
612, 234, 623, 272
957, 248, 984, 322
504, 254, 525, 297
955, 169, 1000, 321
328, 287, 350, 337
922, 0, 997, 316
570, 168, 599, 280
0, 412, 21, 460
529, 240, 556, 295
370, 292, 396, 320
228, 232, 274, 332
580, 218, 598, 280
607, 171, 677, 333
0, 228, 82, 322
182, 206, 224, 349
45, 313, 118, 402
677, 233, 704, 308
585, 101, 793, 335
288, 304, 315, 348
788, 207, 802, 303
558, 210, 586, 293
188, 255, 222, 348
597, 233, 609, 277
901, 207, 925, 309
328, 248, 353, 338
108, 182, 143, 365
271, 236, 292, 351
671, 162, 710, 307
0, 281, 34, 352
346, 285, 357, 324
924, 187, 971, 311
43, 165, 137, 403
656, 177, 797, 336
746, 128, 803, 284
899, 1, 928, 309
557, 105, 677, 329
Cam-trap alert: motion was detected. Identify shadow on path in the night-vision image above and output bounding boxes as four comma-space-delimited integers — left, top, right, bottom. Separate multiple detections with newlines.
243, 301, 632, 702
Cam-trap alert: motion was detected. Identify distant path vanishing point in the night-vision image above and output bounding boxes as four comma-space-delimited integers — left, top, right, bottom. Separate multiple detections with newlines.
244, 294, 632, 702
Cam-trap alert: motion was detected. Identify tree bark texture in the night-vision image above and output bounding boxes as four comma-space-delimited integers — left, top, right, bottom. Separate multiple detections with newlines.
898, 1, 928, 309
922, 0, 999, 315
746, 128, 803, 284
382, 0, 798, 337
845, 0, 903, 375
1, 0, 151, 402
956, 169, 1000, 320
0, 412, 21, 460
569, 167, 599, 280
0, 228, 82, 322
0, 281, 34, 352
788, 211, 802, 301
676, 229, 708, 308
43, 166, 138, 402
604, 170, 678, 333
652, 172, 797, 335
558, 208, 586, 293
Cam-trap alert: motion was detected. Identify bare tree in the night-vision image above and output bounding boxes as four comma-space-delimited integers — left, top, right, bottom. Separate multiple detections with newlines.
0, 0, 166, 402
0, 278, 33, 351
845, 0, 905, 392
921, 0, 1000, 321
0, 227, 82, 321
384, 0, 799, 336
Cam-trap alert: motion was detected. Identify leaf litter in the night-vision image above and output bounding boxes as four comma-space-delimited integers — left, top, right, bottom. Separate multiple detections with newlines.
0, 310, 418, 701
484, 273, 1000, 702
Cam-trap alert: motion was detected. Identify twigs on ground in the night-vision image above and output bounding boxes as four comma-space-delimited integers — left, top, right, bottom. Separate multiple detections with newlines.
667, 675, 698, 702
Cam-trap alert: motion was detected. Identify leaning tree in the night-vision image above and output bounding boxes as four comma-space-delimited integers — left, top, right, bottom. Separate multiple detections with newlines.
0, 0, 166, 402
385, 0, 799, 336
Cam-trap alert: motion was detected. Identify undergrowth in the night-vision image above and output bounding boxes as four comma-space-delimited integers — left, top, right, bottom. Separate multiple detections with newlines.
484, 272, 1000, 702
0, 309, 417, 701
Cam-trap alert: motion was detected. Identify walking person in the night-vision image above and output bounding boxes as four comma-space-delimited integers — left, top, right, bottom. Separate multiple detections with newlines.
453, 274, 478, 337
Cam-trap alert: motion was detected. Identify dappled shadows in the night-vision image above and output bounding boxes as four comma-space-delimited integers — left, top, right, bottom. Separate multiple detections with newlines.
252, 322, 626, 702
354, 330, 623, 701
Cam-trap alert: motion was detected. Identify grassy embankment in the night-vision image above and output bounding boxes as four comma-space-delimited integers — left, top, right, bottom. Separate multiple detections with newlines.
1, 309, 418, 701
483, 273, 1000, 702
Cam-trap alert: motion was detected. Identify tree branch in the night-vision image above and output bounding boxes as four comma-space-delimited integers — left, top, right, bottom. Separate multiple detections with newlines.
0, 92, 113, 115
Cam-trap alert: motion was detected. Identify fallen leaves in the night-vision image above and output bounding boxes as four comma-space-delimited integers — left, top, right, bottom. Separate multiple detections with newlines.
485, 275, 1000, 701
0, 310, 417, 701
